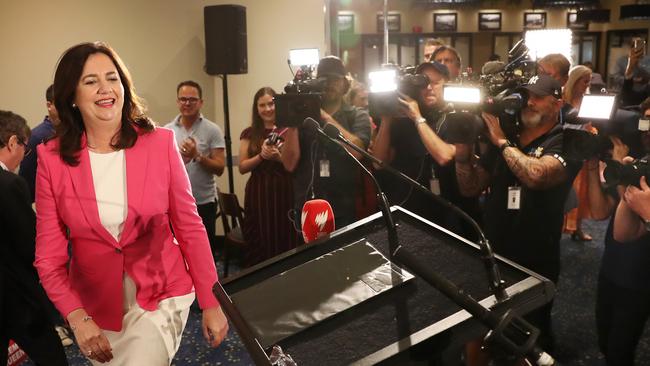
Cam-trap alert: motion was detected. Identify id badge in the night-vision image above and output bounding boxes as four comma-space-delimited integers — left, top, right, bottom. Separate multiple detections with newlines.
507, 186, 521, 210
429, 167, 440, 195
320, 159, 330, 177
639, 118, 649, 132
430, 179, 441, 195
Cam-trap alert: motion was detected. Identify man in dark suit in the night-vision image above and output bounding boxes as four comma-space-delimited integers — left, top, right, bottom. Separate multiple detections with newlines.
0, 110, 67, 365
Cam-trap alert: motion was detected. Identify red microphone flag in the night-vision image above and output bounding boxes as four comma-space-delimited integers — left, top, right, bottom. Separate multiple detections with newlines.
300, 199, 335, 243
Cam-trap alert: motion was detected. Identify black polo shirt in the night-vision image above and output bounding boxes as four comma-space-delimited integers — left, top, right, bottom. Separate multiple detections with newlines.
293, 103, 371, 228
380, 111, 481, 238
480, 123, 580, 282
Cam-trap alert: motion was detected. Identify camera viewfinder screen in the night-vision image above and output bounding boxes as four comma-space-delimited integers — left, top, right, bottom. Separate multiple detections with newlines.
578, 95, 616, 120
443, 85, 481, 104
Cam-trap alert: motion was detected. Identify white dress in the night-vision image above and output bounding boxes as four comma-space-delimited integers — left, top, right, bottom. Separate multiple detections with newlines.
88, 150, 195, 366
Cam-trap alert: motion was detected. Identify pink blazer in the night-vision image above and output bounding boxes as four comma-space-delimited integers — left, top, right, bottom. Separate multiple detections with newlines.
34, 127, 219, 331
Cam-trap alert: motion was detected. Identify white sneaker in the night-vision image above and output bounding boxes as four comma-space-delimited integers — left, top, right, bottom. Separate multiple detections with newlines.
55, 326, 73, 347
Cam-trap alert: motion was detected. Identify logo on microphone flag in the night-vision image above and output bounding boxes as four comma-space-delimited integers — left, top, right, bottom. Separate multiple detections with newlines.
301, 199, 335, 243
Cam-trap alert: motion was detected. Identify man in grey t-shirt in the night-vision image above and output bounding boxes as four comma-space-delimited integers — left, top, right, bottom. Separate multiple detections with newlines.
165, 80, 225, 255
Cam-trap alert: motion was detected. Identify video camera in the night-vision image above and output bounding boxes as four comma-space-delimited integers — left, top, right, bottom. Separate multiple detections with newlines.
441, 39, 537, 144
561, 94, 619, 161
367, 65, 430, 117
275, 48, 323, 128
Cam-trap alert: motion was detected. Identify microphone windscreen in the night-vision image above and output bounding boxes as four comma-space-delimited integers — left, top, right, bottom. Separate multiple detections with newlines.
323, 123, 341, 139
303, 117, 320, 129
481, 61, 505, 75
301, 199, 335, 243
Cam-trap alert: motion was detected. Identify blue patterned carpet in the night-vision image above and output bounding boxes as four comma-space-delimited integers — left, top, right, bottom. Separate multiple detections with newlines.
22, 219, 650, 365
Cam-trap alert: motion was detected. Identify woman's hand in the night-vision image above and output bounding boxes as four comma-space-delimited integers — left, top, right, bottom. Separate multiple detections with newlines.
261, 143, 280, 161
68, 309, 113, 363
202, 306, 229, 347
623, 176, 650, 221
610, 136, 630, 163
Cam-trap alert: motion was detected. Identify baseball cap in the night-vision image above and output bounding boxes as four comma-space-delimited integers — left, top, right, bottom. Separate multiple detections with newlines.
415, 61, 450, 80
317, 56, 346, 78
519, 74, 562, 99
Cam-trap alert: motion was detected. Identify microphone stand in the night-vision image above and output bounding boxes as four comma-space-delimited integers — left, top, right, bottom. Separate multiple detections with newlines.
305, 118, 554, 365
316, 120, 509, 302
303, 119, 399, 257
302, 118, 412, 343
393, 248, 555, 366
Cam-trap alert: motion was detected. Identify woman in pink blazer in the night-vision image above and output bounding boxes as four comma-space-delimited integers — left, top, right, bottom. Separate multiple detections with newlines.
34, 42, 228, 365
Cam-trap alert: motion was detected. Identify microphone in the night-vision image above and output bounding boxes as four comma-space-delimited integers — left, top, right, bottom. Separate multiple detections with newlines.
301, 199, 335, 243
303, 117, 323, 130
305, 117, 401, 254
323, 123, 343, 140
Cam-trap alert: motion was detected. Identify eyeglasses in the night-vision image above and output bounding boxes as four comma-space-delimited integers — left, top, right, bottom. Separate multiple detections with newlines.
17, 139, 31, 157
178, 97, 200, 105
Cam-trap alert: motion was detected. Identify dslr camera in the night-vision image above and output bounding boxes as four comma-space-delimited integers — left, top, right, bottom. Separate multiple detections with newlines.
603, 157, 650, 187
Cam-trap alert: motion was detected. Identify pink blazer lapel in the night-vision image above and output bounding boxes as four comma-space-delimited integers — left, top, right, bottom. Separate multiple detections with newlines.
66, 146, 119, 246
119, 139, 149, 246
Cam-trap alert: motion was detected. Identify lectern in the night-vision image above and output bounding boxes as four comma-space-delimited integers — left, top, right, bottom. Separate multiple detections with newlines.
214, 207, 555, 365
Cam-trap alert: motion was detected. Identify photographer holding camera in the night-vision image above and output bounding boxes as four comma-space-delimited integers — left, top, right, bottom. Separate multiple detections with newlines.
282, 56, 371, 228
581, 97, 650, 365
455, 74, 581, 351
371, 61, 479, 235
583, 140, 650, 366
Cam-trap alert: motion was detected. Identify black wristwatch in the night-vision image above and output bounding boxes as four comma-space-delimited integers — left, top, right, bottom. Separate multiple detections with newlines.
499, 139, 515, 152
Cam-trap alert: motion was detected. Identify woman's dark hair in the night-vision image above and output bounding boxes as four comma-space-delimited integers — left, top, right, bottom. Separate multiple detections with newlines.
248, 87, 276, 156
53, 41, 154, 166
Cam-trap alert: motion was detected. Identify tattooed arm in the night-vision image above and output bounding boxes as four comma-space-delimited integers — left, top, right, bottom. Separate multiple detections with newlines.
455, 143, 491, 197
481, 111, 567, 190
500, 146, 568, 189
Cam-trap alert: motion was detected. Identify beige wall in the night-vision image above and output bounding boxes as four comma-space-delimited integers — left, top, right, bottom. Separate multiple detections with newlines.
0, 0, 326, 201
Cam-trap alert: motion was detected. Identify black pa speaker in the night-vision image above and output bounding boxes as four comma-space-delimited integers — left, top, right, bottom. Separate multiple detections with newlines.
620, 5, 650, 21
576, 9, 610, 23
204, 5, 248, 75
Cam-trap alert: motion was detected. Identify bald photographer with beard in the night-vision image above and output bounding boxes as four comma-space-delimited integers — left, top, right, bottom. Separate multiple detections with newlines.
372, 61, 480, 237
455, 74, 581, 353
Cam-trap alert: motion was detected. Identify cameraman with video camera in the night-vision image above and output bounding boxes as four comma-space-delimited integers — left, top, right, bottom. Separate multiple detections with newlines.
282, 56, 371, 228
371, 61, 480, 236
455, 74, 581, 352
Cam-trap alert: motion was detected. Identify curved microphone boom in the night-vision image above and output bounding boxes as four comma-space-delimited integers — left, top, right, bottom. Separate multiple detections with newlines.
317, 119, 510, 302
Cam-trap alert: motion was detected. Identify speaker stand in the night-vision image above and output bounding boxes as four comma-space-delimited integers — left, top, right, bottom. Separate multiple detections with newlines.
221, 73, 235, 194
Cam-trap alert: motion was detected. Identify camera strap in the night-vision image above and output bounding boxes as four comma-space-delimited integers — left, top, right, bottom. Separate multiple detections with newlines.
434, 113, 447, 135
